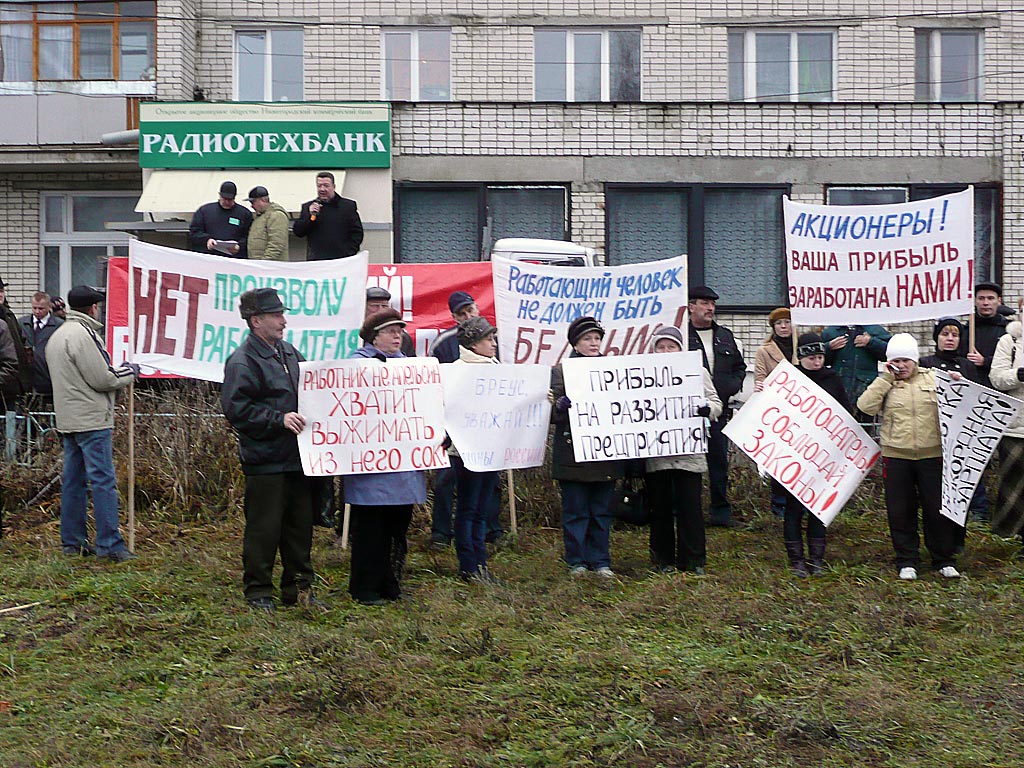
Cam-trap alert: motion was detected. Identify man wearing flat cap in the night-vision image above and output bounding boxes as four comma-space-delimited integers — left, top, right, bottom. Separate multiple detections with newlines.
245, 186, 290, 261
188, 180, 253, 258
47, 285, 140, 561
687, 285, 747, 528
366, 286, 415, 357
221, 287, 322, 611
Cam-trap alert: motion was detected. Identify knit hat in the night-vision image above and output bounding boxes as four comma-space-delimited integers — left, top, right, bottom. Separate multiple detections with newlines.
796, 333, 826, 358
650, 326, 685, 352
932, 317, 964, 343
567, 316, 605, 346
360, 308, 405, 343
768, 307, 790, 327
886, 333, 920, 362
457, 316, 497, 348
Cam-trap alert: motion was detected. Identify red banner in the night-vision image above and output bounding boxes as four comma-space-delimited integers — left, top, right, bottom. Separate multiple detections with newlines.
106, 257, 495, 374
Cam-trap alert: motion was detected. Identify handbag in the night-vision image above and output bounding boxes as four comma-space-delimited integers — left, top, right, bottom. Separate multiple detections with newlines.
614, 474, 649, 526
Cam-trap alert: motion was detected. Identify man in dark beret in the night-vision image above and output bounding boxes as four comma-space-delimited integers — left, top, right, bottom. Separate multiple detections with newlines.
687, 285, 747, 528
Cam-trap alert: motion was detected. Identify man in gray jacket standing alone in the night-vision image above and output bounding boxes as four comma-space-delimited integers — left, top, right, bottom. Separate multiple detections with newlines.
47, 286, 139, 560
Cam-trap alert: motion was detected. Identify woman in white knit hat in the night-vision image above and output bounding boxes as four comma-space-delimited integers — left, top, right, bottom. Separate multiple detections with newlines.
857, 333, 961, 581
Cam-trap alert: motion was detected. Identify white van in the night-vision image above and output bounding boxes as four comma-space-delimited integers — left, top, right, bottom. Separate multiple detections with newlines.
489, 238, 596, 267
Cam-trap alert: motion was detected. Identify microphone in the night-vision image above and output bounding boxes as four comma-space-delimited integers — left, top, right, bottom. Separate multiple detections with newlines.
310, 200, 320, 222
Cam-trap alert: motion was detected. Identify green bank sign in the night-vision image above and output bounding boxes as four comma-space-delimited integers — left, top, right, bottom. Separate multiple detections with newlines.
139, 102, 391, 169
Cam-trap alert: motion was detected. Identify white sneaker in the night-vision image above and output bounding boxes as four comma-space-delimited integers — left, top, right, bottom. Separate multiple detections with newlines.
898, 567, 918, 580
595, 567, 616, 579
939, 566, 961, 579
569, 565, 588, 577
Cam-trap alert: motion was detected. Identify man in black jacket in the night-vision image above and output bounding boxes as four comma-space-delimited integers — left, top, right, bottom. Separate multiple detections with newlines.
221, 287, 321, 611
20, 290, 63, 401
188, 181, 253, 258
293, 171, 364, 260
961, 281, 1008, 389
687, 285, 747, 527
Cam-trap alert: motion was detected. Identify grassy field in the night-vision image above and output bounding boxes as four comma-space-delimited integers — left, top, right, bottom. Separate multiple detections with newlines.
3, 457, 1024, 768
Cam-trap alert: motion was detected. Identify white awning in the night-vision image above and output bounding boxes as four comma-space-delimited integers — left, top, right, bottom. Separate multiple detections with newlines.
135, 169, 344, 215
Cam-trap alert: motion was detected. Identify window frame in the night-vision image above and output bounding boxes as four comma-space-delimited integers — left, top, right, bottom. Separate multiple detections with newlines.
39, 191, 139, 299
393, 182, 572, 263
604, 182, 790, 312
728, 28, 837, 102
533, 27, 642, 102
914, 28, 984, 102
233, 27, 304, 102
0, 1, 156, 82
380, 27, 452, 102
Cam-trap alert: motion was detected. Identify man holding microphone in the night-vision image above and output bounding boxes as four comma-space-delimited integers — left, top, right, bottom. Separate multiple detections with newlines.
293, 171, 363, 260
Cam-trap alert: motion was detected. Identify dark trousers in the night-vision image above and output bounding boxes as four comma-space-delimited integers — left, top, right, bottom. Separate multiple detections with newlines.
782, 491, 826, 544
348, 504, 413, 602
647, 469, 706, 570
883, 457, 957, 570
243, 471, 314, 602
707, 416, 733, 523
431, 466, 504, 543
559, 480, 615, 569
452, 456, 496, 575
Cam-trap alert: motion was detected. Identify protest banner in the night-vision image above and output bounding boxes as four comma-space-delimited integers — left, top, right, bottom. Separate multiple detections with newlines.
492, 255, 688, 366
560, 351, 707, 462
107, 256, 494, 371
367, 262, 494, 356
723, 361, 880, 525
127, 240, 367, 382
441, 363, 551, 471
935, 369, 1022, 526
785, 188, 974, 325
297, 357, 449, 476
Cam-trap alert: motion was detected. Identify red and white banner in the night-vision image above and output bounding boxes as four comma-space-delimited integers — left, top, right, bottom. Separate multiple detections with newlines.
297, 357, 449, 476
492, 255, 688, 366
785, 188, 974, 325
723, 361, 880, 526
106, 255, 495, 375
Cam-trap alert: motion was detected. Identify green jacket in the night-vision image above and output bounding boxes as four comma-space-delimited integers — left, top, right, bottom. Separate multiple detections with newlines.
247, 202, 290, 261
46, 309, 135, 433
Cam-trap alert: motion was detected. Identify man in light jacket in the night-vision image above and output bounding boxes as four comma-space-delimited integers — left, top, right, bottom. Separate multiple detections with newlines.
47, 286, 139, 561
245, 186, 290, 261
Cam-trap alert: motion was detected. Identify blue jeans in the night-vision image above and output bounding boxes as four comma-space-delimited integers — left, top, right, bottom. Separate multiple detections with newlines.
452, 456, 495, 574
559, 480, 615, 569
61, 429, 126, 556
432, 466, 505, 543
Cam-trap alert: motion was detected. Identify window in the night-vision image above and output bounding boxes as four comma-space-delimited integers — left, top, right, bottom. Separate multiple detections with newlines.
728, 29, 834, 102
606, 185, 788, 308
395, 184, 569, 263
235, 28, 303, 102
40, 193, 139, 299
828, 185, 1000, 283
0, 1, 155, 82
534, 28, 640, 102
382, 28, 450, 101
915, 29, 982, 102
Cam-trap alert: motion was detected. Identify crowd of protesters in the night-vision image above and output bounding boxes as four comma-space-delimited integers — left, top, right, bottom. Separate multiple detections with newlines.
7, 267, 1024, 610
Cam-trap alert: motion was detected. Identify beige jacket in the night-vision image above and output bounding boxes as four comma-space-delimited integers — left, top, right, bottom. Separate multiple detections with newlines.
988, 321, 1024, 438
753, 337, 793, 386
857, 366, 941, 459
247, 201, 290, 260
46, 309, 136, 433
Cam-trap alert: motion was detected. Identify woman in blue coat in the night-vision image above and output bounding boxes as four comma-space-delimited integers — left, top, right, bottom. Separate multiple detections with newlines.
345, 308, 427, 605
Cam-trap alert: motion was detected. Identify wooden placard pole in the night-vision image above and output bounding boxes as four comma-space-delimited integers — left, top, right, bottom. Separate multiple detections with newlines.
506, 468, 518, 538
127, 381, 136, 553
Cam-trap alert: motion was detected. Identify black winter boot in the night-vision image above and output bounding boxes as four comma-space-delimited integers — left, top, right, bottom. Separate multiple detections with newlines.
807, 538, 827, 575
785, 540, 808, 578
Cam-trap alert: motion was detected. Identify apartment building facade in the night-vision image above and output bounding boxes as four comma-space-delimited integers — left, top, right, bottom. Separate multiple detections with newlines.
0, 1, 1020, 346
